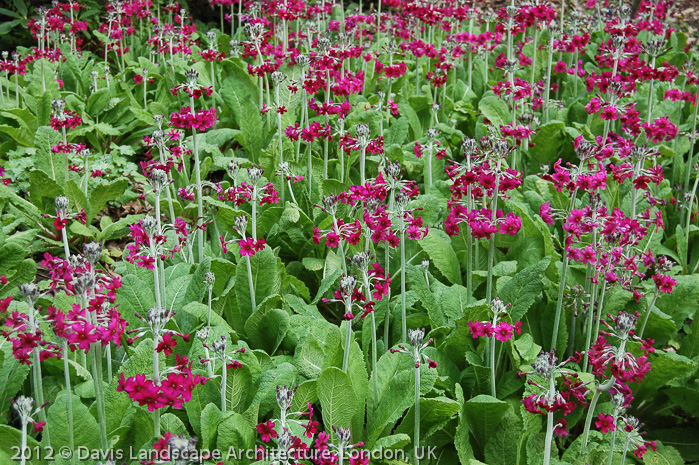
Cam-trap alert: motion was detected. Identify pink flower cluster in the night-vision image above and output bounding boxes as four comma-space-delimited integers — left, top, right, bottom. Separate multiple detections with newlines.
117, 355, 207, 411
467, 320, 522, 342
169, 106, 217, 131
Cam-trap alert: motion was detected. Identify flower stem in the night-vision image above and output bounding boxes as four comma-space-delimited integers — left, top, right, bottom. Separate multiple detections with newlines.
20, 418, 27, 465
581, 376, 616, 451
542, 376, 556, 465
638, 288, 659, 338
153, 337, 161, 438
485, 159, 502, 302
190, 96, 204, 263
490, 335, 497, 397
61, 228, 71, 261
400, 227, 407, 343
220, 363, 227, 413
63, 341, 75, 452
91, 343, 108, 450
246, 255, 256, 311
342, 318, 352, 373
413, 363, 421, 465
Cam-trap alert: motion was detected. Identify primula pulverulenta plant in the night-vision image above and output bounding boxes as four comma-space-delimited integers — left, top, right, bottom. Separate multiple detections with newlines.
198, 334, 245, 412
519, 350, 589, 465
391, 328, 437, 465
11, 396, 47, 465
468, 298, 522, 397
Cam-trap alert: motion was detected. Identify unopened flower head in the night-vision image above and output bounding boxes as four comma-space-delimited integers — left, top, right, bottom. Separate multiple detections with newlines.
340, 275, 358, 294
531, 350, 558, 380
271, 71, 286, 84
83, 241, 102, 265
349, 251, 372, 273
196, 327, 209, 343
18, 283, 40, 308
142, 215, 158, 237
248, 165, 264, 185
204, 272, 215, 290
184, 69, 199, 86
55, 195, 70, 214
276, 385, 295, 412
332, 425, 353, 449
426, 128, 440, 140
51, 98, 66, 115
227, 160, 240, 180
234, 214, 248, 235
150, 169, 168, 193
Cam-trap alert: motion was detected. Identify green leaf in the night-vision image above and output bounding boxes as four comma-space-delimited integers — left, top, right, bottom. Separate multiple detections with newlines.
455, 385, 476, 465
642, 442, 686, 465
528, 121, 566, 163
234, 246, 280, 332
220, 74, 263, 162
418, 229, 461, 285
498, 256, 551, 321
0, 425, 41, 465
244, 305, 290, 354
394, 396, 460, 440
185, 374, 220, 439
317, 367, 358, 440
216, 412, 256, 464
0, 345, 30, 424
184, 257, 211, 305
200, 404, 224, 450
33, 126, 64, 183
636, 351, 696, 397
294, 333, 325, 378
89, 179, 129, 220
484, 411, 523, 465
462, 395, 510, 450
478, 96, 510, 127
366, 352, 415, 446
47, 393, 101, 449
